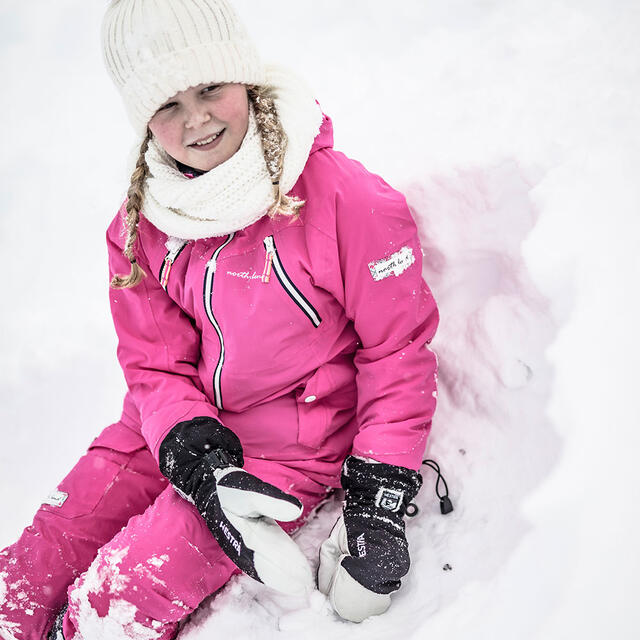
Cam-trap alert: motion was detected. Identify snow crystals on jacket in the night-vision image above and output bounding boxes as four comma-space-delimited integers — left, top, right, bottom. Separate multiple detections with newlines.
107, 111, 439, 487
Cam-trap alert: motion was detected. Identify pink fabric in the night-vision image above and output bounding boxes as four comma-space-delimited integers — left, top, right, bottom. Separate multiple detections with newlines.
0, 414, 168, 640
108, 111, 439, 485
61, 458, 328, 640
0, 407, 329, 640
1, 110, 439, 639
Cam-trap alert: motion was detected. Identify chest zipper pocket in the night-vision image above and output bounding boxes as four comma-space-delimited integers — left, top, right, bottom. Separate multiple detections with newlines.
159, 239, 188, 291
262, 235, 322, 328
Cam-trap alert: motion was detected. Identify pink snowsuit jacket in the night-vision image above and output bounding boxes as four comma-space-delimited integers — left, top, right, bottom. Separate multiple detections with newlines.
107, 111, 439, 488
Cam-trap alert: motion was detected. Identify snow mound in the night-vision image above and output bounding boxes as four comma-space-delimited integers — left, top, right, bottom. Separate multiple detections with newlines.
178, 160, 560, 639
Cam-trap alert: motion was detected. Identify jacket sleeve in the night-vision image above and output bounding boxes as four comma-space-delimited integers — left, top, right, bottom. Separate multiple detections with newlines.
107, 212, 219, 461
325, 164, 439, 471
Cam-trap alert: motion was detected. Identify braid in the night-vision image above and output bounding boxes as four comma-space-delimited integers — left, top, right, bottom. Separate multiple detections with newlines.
110, 129, 152, 289
247, 85, 305, 220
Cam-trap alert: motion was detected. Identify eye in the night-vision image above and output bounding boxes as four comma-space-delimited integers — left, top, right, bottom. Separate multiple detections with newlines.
202, 84, 222, 95
157, 101, 177, 113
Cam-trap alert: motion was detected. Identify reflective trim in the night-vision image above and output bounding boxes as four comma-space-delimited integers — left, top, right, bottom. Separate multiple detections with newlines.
263, 235, 322, 327
203, 233, 235, 409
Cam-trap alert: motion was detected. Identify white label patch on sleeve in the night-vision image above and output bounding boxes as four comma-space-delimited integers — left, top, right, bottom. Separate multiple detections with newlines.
368, 246, 415, 281
43, 490, 68, 507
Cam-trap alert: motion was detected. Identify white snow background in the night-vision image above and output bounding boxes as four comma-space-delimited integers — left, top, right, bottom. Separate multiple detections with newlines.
1, 1, 639, 638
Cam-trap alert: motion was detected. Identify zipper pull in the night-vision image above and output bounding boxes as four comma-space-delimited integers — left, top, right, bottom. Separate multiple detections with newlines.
160, 261, 172, 289
161, 240, 187, 289
166, 243, 185, 262
262, 236, 275, 283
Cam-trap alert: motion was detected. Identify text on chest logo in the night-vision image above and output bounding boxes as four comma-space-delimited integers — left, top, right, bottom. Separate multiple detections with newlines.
226, 270, 264, 280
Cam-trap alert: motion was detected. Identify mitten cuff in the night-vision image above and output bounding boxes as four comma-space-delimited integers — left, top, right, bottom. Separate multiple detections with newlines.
341, 455, 423, 515
158, 416, 244, 490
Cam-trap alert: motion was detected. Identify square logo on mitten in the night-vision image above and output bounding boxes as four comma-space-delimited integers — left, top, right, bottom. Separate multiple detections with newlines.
375, 487, 404, 512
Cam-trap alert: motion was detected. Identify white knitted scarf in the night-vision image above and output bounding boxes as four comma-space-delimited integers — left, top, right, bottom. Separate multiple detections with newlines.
142, 65, 324, 240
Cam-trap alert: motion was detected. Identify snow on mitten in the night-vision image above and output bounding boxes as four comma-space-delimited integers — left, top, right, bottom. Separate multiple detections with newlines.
317, 455, 423, 622
159, 417, 312, 595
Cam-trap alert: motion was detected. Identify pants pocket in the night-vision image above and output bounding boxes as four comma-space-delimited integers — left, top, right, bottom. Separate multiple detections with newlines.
40, 420, 154, 520
40, 448, 136, 520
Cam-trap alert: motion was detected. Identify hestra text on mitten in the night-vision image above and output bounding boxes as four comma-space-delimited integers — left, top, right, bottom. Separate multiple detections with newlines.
159, 416, 313, 595
317, 455, 423, 622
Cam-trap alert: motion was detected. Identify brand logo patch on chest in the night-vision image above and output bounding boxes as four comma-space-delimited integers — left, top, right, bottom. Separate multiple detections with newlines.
226, 270, 263, 280
368, 246, 415, 281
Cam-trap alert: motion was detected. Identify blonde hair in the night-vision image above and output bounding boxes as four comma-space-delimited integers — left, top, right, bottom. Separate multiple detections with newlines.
110, 84, 305, 289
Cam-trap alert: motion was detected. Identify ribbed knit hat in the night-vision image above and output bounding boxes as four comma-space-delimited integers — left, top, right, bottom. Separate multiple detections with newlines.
102, 0, 266, 136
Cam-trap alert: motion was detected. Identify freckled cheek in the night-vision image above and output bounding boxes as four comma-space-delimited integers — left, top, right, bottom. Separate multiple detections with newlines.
229, 108, 249, 136
220, 98, 249, 133
149, 120, 184, 151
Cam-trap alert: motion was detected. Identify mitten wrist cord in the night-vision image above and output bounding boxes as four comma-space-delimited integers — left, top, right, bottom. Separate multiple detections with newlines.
421, 458, 454, 515
342, 456, 454, 518
404, 459, 454, 518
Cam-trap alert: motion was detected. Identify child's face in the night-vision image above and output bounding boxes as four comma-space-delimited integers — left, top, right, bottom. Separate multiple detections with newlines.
148, 82, 249, 172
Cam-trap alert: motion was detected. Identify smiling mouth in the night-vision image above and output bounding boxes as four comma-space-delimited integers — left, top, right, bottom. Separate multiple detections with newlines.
188, 130, 225, 148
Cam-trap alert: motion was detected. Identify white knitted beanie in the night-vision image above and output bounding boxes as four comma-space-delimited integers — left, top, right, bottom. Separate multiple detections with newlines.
102, 0, 266, 136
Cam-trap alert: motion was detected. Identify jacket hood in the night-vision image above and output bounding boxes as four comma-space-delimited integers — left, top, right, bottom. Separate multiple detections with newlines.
309, 110, 334, 155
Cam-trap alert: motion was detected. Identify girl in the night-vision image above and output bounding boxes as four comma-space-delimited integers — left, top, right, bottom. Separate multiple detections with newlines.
0, 1, 439, 638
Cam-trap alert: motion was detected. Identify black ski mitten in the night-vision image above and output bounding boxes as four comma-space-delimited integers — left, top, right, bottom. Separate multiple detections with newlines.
47, 604, 67, 640
159, 416, 313, 595
317, 455, 423, 622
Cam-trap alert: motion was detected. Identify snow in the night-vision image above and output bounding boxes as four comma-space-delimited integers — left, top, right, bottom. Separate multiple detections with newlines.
1, 1, 639, 639
146, 556, 169, 570
68, 546, 164, 639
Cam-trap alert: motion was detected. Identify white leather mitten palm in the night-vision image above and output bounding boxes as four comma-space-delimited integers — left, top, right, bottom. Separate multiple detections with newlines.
317, 456, 423, 622
159, 417, 313, 595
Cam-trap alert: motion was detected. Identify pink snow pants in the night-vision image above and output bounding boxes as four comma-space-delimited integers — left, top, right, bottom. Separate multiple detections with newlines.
0, 407, 329, 640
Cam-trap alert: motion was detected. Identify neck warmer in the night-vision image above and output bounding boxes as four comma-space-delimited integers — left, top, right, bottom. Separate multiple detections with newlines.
141, 65, 323, 240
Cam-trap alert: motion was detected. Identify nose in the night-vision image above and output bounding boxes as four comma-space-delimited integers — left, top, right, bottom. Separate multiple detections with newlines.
184, 103, 212, 129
